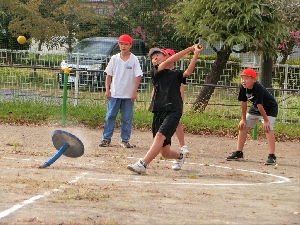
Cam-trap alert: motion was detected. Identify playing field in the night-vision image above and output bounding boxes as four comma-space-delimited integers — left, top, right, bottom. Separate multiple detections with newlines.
0, 124, 299, 225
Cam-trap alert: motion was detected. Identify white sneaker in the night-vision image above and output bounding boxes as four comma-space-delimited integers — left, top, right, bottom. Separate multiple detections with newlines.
180, 146, 189, 155
127, 159, 146, 174
172, 154, 185, 171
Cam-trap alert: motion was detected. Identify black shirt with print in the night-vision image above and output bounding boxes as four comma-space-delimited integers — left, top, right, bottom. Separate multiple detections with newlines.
148, 66, 185, 112
238, 81, 278, 117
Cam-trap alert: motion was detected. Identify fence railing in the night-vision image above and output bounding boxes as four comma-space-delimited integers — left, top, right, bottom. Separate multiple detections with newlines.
0, 49, 299, 124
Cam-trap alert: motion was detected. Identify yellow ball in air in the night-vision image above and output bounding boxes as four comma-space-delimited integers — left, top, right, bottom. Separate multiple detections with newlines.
17, 36, 26, 44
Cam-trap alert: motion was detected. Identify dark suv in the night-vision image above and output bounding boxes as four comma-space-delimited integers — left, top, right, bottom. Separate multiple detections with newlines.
58, 37, 148, 91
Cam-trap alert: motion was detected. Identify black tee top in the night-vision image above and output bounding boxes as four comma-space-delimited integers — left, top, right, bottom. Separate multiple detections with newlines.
148, 66, 185, 112
238, 81, 278, 117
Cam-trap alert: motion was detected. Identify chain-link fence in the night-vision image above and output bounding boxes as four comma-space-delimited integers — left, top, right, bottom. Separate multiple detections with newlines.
0, 49, 299, 124
0, 0, 299, 124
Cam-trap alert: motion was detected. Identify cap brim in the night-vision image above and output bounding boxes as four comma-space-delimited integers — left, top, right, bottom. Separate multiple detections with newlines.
148, 48, 166, 58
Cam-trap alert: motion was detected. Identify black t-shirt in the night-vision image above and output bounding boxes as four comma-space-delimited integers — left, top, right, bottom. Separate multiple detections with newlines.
148, 66, 185, 112
238, 81, 278, 117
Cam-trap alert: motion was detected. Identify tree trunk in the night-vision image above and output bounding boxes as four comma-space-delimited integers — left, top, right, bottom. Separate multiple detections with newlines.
67, 31, 73, 53
192, 50, 231, 112
279, 53, 288, 64
259, 53, 273, 88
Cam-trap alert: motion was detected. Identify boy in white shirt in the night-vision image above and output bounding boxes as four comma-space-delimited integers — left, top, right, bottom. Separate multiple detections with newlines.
99, 34, 143, 148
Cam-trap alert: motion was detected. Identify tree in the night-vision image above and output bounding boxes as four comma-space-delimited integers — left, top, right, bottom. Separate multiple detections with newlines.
0, 0, 30, 50
0, 0, 31, 64
278, 30, 300, 64
53, 0, 108, 53
259, 0, 300, 88
275, 0, 300, 64
7, 0, 68, 52
106, 0, 191, 51
170, 0, 289, 112
7, 0, 108, 53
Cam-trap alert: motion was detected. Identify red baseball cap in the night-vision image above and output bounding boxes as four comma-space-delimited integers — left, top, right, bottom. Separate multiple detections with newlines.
240, 68, 257, 78
118, 34, 132, 44
148, 48, 168, 58
165, 48, 175, 56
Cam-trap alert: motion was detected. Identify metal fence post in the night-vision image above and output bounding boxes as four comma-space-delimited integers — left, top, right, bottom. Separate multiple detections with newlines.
74, 53, 80, 106
282, 64, 288, 122
61, 68, 72, 126
251, 124, 257, 140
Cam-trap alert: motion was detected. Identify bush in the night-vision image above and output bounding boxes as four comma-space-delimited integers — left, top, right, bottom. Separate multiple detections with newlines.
286, 59, 300, 65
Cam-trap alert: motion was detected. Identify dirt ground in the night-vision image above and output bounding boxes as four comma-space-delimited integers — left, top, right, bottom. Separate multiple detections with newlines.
0, 124, 299, 225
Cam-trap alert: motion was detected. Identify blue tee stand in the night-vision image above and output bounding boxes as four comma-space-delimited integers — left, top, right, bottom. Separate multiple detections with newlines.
39, 130, 84, 168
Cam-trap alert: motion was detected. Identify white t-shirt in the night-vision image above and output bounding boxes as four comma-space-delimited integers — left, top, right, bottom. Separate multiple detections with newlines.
104, 53, 143, 98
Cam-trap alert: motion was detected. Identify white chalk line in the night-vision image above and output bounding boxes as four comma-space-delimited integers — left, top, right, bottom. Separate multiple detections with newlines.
1, 156, 291, 186
124, 157, 290, 185
0, 156, 291, 219
0, 172, 88, 219
86, 162, 290, 186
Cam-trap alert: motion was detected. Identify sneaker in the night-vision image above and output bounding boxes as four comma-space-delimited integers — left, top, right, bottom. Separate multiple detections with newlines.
265, 155, 276, 165
172, 153, 185, 171
120, 141, 133, 148
99, 140, 111, 147
180, 146, 189, 155
226, 151, 244, 161
127, 159, 146, 174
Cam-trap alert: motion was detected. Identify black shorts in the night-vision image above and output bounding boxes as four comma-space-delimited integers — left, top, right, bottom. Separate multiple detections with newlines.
152, 111, 182, 147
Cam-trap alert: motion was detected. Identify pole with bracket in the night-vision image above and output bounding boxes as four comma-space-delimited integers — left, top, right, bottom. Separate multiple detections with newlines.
61, 68, 72, 126
252, 124, 257, 140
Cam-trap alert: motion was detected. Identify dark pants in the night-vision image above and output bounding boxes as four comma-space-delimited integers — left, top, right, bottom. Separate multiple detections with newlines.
152, 111, 182, 147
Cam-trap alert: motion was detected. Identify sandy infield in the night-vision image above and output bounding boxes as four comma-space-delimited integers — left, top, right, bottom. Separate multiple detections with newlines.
0, 124, 299, 225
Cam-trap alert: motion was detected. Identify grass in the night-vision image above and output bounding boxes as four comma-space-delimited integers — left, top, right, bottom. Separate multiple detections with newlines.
0, 100, 299, 141
58, 187, 110, 201
6, 141, 21, 152
0, 67, 58, 88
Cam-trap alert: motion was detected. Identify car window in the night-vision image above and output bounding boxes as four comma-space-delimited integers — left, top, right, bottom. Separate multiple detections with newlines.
72, 38, 147, 57
111, 41, 146, 56
72, 41, 115, 55
111, 44, 120, 55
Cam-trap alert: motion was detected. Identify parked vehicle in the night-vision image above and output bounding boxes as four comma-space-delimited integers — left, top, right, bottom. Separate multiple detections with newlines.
58, 37, 148, 91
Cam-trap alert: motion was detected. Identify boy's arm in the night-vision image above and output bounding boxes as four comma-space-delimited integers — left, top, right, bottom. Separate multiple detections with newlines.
157, 45, 195, 72
180, 83, 184, 100
238, 101, 248, 130
183, 45, 203, 78
257, 104, 268, 121
257, 104, 270, 132
105, 75, 112, 99
240, 101, 247, 121
131, 76, 142, 101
